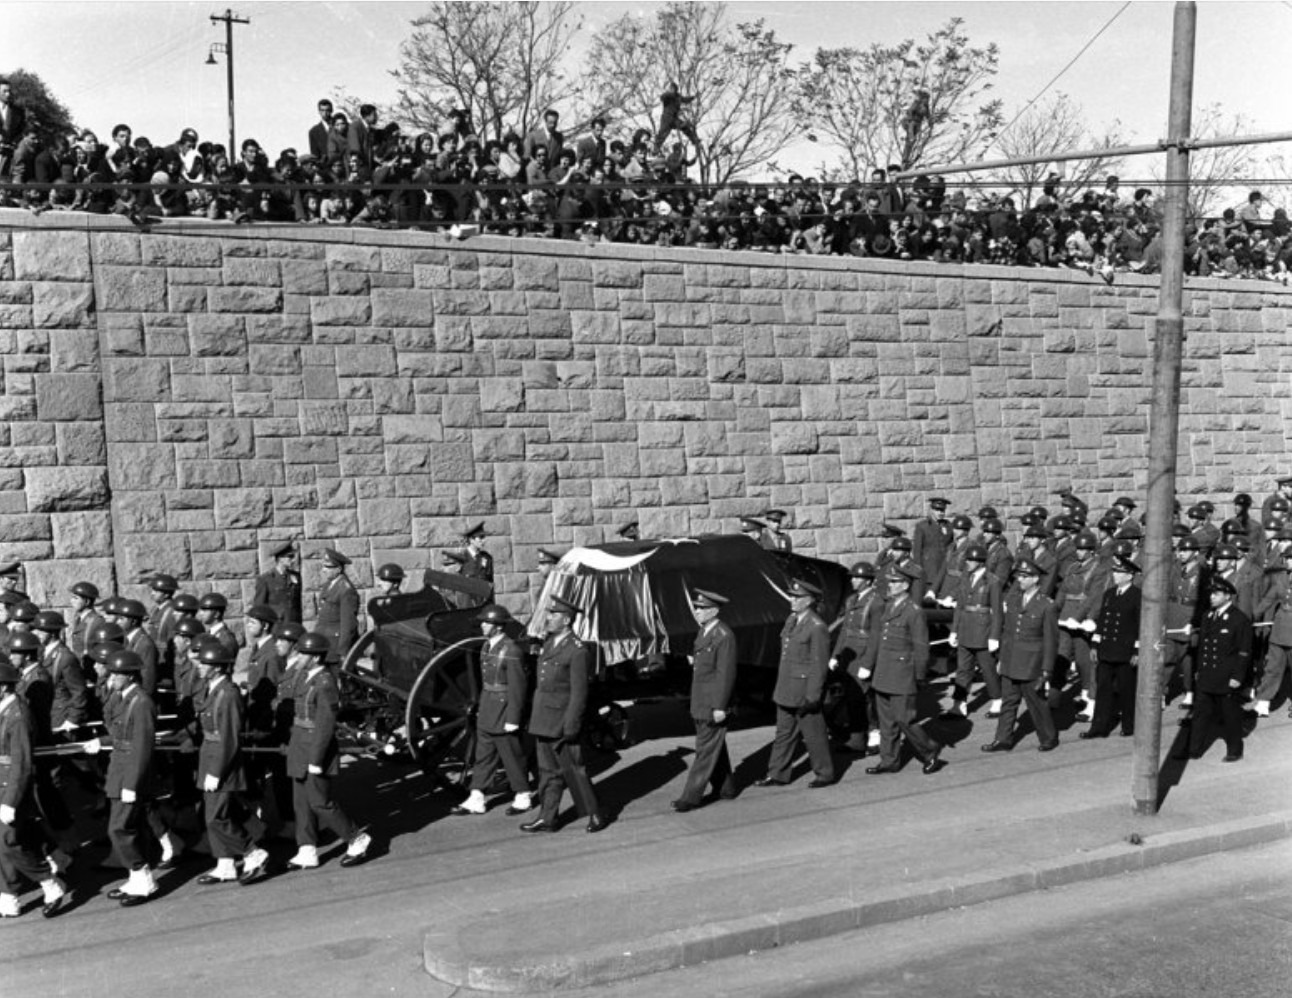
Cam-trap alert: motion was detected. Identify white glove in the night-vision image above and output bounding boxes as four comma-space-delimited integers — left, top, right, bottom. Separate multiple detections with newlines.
83, 737, 102, 756
828, 657, 839, 671
939, 596, 956, 608
948, 632, 959, 648
308, 764, 323, 775
858, 668, 872, 680
1059, 617, 1079, 630
503, 723, 519, 733
712, 709, 727, 724
988, 638, 1000, 653
202, 774, 220, 792
55, 720, 77, 733
1181, 623, 1192, 637
121, 788, 136, 804
0, 804, 14, 825
1079, 620, 1097, 634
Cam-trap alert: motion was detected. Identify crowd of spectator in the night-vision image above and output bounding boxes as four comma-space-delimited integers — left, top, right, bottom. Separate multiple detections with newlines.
2, 78, 1290, 283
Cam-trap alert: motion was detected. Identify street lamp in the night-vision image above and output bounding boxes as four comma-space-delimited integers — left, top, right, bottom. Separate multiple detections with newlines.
206, 9, 249, 157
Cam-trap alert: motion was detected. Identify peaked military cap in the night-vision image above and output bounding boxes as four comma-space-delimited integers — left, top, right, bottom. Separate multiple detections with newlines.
1013, 558, 1042, 577
787, 578, 822, 598
549, 596, 582, 617
537, 548, 562, 566
617, 522, 640, 540
927, 498, 950, 509
691, 589, 728, 609
1113, 556, 1140, 574
740, 517, 766, 532
762, 509, 788, 524
880, 523, 906, 538
1209, 575, 1236, 596
247, 604, 278, 625
322, 547, 351, 567
271, 539, 297, 559
1114, 496, 1137, 510
463, 522, 487, 540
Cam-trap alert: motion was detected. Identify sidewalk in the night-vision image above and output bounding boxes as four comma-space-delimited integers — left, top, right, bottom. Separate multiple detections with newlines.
422, 711, 1292, 993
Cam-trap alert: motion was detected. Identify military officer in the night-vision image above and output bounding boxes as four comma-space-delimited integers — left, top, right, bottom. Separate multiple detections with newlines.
537, 548, 561, 578
0, 561, 26, 600
67, 581, 103, 660
757, 578, 835, 788
911, 497, 952, 585
740, 517, 767, 546
0, 660, 72, 918
254, 540, 302, 625
315, 548, 359, 666
521, 597, 606, 833
454, 605, 532, 817
861, 563, 943, 775
948, 543, 1003, 717
828, 562, 883, 754
285, 631, 372, 868
461, 523, 495, 587
673, 589, 739, 810
982, 559, 1059, 752
1081, 556, 1142, 738
616, 521, 640, 542
1250, 527, 1292, 717
761, 509, 793, 553
1181, 576, 1252, 761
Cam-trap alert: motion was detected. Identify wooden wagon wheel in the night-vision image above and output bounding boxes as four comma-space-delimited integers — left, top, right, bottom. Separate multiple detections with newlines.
404, 636, 483, 789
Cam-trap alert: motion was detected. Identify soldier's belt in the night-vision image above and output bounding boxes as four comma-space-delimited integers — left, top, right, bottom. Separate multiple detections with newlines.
962, 606, 990, 613
293, 718, 316, 729
483, 683, 507, 693
203, 732, 221, 742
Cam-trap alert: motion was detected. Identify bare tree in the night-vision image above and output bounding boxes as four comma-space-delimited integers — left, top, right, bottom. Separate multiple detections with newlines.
981, 93, 1126, 209
1150, 104, 1258, 221
386, 2, 585, 144
794, 18, 1003, 178
582, 2, 799, 185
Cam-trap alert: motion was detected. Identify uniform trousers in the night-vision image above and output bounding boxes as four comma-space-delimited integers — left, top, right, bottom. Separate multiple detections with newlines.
1055, 631, 1096, 699
955, 646, 1001, 700
469, 728, 530, 796
1090, 659, 1136, 736
995, 676, 1057, 746
1255, 643, 1292, 703
873, 692, 939, 767
534, 736, 599, 823
1188, 691, 1245, 758
766, 704, 835, 783
1161, 638, 1195, 697
292, 773, 357, 847
678, 718, 736, 804
205, 789, 262, 858
0, 815, 52, 892
107, 798, 150, 869
834, 669, 874, 739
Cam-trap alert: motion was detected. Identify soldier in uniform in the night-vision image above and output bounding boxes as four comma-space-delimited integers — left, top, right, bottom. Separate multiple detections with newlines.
1187, 503, 1221, 558
194, 641, 271, 886
254, 540, 303, 625
369, 564, 404, 632
11, 631, 77, 857
828, 562, 882, 754
616, 522, 640, 542
911, 497, 952, 586
144, 573, 181, 656
1051, 516, 1079, 585
931, 514, 974, 608
0, 660, 72, 918
461, 523, 495, 588
521, 597, 606, 833
861, 563, 943, 775
981, 517, 1014, 586
118, 599, 160, 695
756, 579, 835, 788
1230, 494, 1264, 558
1182, 576, 1252, 761
1250, 527, 1292, 717
195, 593, 240, 662
762, 509, 793, 553
1018, 524, 1058, 596
739, 517, 767, 547
1053, 533, 1106, 719
33, 611, 87, 738
981, 559, 1059, 752
453, 605, 532, 817
0, 561, 26, 599
285, 632, 372, 868
315, 548, 359, 666
68, 581, 103, 660
673, 589, 739, 810
1163, 537, 1204, 708
883, 537, 927, 605
1261, 475, 1292, 525
948, 544, 1003, 717
1081, 556, 1142, 738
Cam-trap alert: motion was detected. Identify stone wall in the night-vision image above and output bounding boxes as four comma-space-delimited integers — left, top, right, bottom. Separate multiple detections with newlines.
2, 212, 1290, 616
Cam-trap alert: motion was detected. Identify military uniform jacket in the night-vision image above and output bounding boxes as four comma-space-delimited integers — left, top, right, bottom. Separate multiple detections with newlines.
690, 619, 737, 720
773, 610, 829, 709
146, 599, 179, 656
1089, 584, 1142, 663
16, 663, 53, 745
316, 576, 359, 661
832, 588, 882, 668
45, 641, 87, 729
985, 539, 1014, 586
933, 537, 971, 599
254, 568, 302, 624
104, 685, 155, 799
528, 632, 590, 740
245, 638, 284, 737
1028, 545, 1059, 597
1233, 559, 1262, 619
199, 678, 246, 791
477, 635, 527, 734
1055, 558, 1106, 622
1256, 563, 1292, 646
951, 569, 1003, 647
1191, 522, 1220, 558
1053, 537, 1078, 586
69, 608, 103, 659
1166, 561, 1203, 631
286, 667, 342, 778
998, 591, 1058, 681
460, 550, 494, 585
1194, 603, 1252, 694
126, 628, 160, 695
912, 517, 951, 582
860, 595, 930, 696
0, 695, 35, 811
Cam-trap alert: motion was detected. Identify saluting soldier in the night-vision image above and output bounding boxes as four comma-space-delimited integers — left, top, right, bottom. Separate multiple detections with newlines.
68, 581, 103, 660
315, 548, 359, 666
828, 562, 883, 754
981, 558, 1059, 752
461, 523, 495, 588
1182, 575, 1252, 761
861, 563, 944, 775
911, 497, 952, 585
253, 540, 302, 625
762, 509, 793, 553
1081, 555, 1142, 739
884, 537, 926, 605
521, 597, 606, 834
0, 660, 72, 919
453, 605, 531, 817
285, 632, 372, 869
948, 543, 1003, 717
756, 578, 835, 789
673, 589, 739, 811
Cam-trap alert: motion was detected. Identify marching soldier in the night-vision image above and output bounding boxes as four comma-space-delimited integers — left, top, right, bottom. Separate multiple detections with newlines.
756, 579, 835, 789
981, 559, 1059, 752
461, 523, 495, 588
11, 631, 76, 855
144, 573, 181, 655
1181, 576, 1252, 761
948, 544, 1003, 717
521, 597, 606, 833
673, 589, 739, 810
0, 660, 72, 919
761, 509, 793, 553
33, 611, 87, 737
254, 540, 302, 625
911, 497, 952, 585
286, 632, 372, 868
1018, 524, 1058, 596
931, 514, 974, 608
453, 605, 532, 817
1250, 527, 1292, 717
68, 581, 103, 659
1081, 556, 1142, 739
1261, 475, 1292, 525
981, 517, 1014, 585
118, 599, 160, 695
861, 563, 944, 775
315, 548, 359, 666
196, 593, 240, 662
828, 563, 883, 754
1053, 533, 1106, 719
1163, 537, 1204, 707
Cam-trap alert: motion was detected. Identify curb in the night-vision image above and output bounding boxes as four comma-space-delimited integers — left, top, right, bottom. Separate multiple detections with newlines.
422, 810, 1292, 993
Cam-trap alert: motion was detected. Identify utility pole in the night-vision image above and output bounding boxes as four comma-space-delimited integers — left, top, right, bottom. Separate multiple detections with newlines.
210, 9, 250, 157
1131, 1, 1196, 815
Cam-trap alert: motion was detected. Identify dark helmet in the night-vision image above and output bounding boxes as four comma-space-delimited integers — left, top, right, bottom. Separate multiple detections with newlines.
273, 621, 305, 643
297, 632, 331, 656
32, 610, 66, 633
106, 649, 144, 675
1074, 534, 1098, 551
70, 581, 99, 602
1112, 539, 1137, 558
977, 505, 999, 519
6, 631, 41, 655
188, 633, 221, 658
198, 592, 228, 612
88, 621, 125, 648
1213, 543, 1240, 560
91, 641, 124, 665
965, 544, 989, 562
197, 642, 235, 667
116, 598, 147, 622
175, 617, 206, 639
100, 595, 122, 616
172, 593, 200, 614
1171, 523, 1191, 538
849, 561, 877, 580
1177, 536, 1201, 552
149, 573, 179, 594
1220, 518, 1246, 537
476, 604, 512, 625
981, 518, 1004, 536
0, 663, 20, 684
10, 601, 39, 624
377, 563, 406, 583
950, 514, 973, 531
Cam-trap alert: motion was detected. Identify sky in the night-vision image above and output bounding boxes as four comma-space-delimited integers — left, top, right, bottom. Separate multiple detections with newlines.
4, 1, 1292, 180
